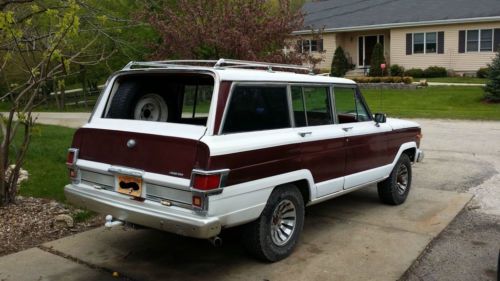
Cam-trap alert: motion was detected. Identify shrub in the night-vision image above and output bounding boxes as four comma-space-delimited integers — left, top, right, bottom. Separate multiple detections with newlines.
390, 64, 405, 77
404, 68, 424, 78
484, 51, 500, 102
477, 67, 490, 78
369, 43, 387, 77
330, 47, 351, 77
351, 76, 413, 84
423, 66, 448, 78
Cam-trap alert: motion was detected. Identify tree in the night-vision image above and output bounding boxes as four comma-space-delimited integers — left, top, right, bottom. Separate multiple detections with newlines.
484, 50, 500, 102
0, 0, 135, 205
330, 46, 350, 77
368, 43, 387, 77
141, 0, 322, 68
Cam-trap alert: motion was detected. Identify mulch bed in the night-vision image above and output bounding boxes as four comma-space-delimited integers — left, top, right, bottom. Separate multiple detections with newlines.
0, 196, 104, 257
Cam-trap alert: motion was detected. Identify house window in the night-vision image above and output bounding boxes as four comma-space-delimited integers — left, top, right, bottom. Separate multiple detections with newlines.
413, 32, 436, 54
413, 33, 425, 54
480, 29, 493, 52
466, 29, 493, 52
467, 30, 479, 52
298, 39, 323, 53
426, 32, 437, 53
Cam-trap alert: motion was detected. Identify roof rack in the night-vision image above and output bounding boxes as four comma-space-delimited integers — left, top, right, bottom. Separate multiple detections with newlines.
122, 58, 313, 74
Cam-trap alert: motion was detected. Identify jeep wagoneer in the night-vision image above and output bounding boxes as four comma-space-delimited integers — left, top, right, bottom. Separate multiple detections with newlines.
65, 59, 423, 262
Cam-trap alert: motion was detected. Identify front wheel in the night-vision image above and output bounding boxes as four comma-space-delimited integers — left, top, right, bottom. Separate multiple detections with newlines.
243, 185, 305, 262
377, 153, 412, 205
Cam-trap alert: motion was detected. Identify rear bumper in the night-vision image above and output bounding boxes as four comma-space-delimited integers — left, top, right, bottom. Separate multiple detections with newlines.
65, 184, 221, 239
416, 149, 424, 162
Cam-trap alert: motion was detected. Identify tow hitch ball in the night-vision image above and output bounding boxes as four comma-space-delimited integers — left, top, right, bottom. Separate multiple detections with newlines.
104, 215, 124, 228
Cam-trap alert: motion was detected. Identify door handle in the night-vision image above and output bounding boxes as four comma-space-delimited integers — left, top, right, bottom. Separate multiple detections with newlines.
298, 132, 312, 137
342, 127, 353, 132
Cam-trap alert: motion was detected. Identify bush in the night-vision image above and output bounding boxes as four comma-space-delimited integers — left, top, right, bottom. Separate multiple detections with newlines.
369, 43, 387, 77
404, 68, 424, 78
484, 51, 500, 102
351, 76, 413, 84
330, 47, 351, 77
423, 66, 448, 78
477, 67, 490, 78
390, 64, 405, 77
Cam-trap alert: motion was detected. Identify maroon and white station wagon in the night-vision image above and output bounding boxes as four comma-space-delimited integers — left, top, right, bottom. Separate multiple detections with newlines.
65, 59, 424, 262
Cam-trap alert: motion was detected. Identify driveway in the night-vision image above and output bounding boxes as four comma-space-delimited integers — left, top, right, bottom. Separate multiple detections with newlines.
0, 118, 498, 281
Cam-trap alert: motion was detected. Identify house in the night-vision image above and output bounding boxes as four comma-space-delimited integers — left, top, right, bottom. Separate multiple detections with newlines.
293, 0, 500, 75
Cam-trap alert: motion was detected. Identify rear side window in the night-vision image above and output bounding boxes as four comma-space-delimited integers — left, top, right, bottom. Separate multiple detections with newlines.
291, 86, 332, 127
222, 85, 290, 134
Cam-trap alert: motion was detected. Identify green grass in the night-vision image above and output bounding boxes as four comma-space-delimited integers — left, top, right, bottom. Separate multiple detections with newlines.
16, 125, 75, 202
363, 86, 500, 120
421, 77, 487, 84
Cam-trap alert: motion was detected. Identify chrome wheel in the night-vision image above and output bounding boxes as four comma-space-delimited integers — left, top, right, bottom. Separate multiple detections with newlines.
270, 199, 297, 246
133, 94, 168, 122
396, 164, 409, 195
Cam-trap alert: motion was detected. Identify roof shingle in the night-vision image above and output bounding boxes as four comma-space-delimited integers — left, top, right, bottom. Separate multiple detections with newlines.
301, 0, 500, 30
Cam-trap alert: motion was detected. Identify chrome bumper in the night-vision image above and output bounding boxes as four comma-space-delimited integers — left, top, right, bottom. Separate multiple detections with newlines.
416, 149, 424, 162
65, 184, 221, 239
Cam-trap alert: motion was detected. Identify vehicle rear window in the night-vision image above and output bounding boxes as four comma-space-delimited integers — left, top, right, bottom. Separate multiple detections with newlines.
104, 73, 214, 126
222, 85, 291, 134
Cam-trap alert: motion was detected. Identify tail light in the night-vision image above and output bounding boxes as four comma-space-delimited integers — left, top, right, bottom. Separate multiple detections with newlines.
67, 148, 80, 182
190, 169, 229, 213
66, 148, 79, 167
190, 169, 229, 191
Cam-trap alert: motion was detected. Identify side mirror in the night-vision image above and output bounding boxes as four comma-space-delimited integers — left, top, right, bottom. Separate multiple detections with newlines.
374, 113, 386, 126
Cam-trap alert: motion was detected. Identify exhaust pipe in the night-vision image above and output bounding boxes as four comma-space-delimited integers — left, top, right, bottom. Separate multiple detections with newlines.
208, 236, 223, 247
105, 215, 124, 228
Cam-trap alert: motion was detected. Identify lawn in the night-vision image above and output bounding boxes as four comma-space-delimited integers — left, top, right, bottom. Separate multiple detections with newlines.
15, 125, 75, 202
421, 77, 487, 84
362, 86, 500, 120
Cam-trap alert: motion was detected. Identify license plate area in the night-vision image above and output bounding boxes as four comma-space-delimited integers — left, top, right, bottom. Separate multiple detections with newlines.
116, 175, 143, 198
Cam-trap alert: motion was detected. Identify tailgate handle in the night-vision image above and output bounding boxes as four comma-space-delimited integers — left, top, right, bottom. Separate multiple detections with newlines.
298, 132, 312, 137
342, 127, 353, 132
108, 166, 145, 177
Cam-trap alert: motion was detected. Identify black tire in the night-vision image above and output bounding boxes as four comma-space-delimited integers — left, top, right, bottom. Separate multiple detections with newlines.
497, 249, 499, 281
106, 80, 142, 119
243, 185, 305, 262
378, 153, 412, 205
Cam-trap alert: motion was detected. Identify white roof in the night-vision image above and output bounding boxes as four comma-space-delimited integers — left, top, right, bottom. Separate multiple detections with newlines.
122, 65, 355, 85
213, 68, 355, 84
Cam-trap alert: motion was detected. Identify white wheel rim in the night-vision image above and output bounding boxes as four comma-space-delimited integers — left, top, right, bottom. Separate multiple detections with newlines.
133, 94, 168, 122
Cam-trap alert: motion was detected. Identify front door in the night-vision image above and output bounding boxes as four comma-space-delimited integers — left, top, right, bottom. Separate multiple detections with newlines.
358, 35, 384, 67
291, 85, 347, 197
333, 85, 392, 189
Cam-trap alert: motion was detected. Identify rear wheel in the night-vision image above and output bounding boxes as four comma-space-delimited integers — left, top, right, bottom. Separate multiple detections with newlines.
378, 153, 412, 205
243, 185, 304, 262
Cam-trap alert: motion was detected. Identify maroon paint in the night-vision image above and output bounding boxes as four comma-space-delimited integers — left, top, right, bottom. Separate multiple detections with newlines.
212, 81, 232, 135
71, 126, 420, 186
71, 128, 209, 179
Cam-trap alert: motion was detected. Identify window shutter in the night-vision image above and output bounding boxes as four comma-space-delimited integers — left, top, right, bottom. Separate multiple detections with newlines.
318, 39, 324, 52
406, 33, 413, 55
494, 29, 500, 51
438, 32, 445, 54
458, 30, 466, 53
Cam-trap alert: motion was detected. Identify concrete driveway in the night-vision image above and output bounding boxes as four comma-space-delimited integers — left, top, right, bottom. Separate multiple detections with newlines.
0, 118, 499, 281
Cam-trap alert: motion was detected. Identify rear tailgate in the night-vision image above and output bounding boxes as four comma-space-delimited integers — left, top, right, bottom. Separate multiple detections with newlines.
72, 125, 205, 179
